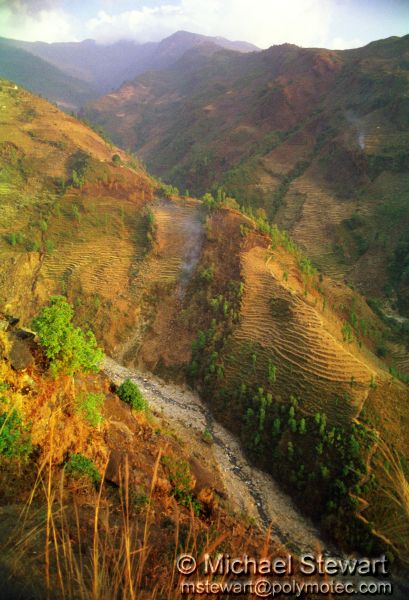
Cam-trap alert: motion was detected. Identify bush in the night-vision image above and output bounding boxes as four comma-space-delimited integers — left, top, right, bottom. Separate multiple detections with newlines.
202, 428, 213, 444
0, 404, 31, 460
75, 392, 105, 427
32, 296, 104, 377
65, 453, 101, 486
116, 379, 147, 411
112, 154, 121, 166
199, 266, 215, 283
162, 455, 201, 514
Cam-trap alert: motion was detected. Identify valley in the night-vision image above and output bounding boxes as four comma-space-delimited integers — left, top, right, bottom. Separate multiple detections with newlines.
0, 21, 409, 599
102, 356, 325, 555
85, 34, 409, 318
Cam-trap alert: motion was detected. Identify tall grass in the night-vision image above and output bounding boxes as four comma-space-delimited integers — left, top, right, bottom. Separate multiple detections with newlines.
0, 396, 300, 599
375, 438, 409, 563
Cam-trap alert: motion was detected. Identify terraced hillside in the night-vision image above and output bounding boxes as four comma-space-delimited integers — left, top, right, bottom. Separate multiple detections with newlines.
228, 246, 374, 423
0, 79, 155, 349
183, 207, 409, 557
2, 80, 409, 561
86, 34, 409, 317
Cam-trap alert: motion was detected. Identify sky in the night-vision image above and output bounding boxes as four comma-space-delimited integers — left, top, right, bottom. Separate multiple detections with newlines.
0, 0, 408, 49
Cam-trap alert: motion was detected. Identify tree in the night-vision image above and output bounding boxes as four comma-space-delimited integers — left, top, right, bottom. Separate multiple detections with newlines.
32, 296, 104, 377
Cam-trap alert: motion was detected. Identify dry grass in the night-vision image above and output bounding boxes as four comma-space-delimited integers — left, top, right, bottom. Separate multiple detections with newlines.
373, 438, 409, 563
0, 434, 288, 600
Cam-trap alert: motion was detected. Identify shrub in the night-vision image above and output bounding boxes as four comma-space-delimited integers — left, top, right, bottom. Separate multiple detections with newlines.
65, 453, 101, 486
162, 456, 201, 514
130, 488, 149, 511
199, 266, 215, 283
116, 379, 147, 411
202, 428, 213, 444
0, 404, 31, 460
45, 239, 55, 255
112, 154, 121, 166
75, 392, 105, 427
32, 296, 104, 377
71, 205, 81, 221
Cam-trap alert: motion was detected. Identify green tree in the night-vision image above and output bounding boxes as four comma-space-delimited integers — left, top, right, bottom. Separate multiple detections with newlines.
32, 296, 103, 377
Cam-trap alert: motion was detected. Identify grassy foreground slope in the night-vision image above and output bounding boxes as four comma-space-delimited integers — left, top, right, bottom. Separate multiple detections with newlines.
1, 313, 289, 599
85, 34, 409, 316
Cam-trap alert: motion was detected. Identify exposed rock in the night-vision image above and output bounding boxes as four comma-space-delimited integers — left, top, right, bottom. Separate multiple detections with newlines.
8, 337, 34, 372
105, 449, 128, 486
189, 457, 219, 493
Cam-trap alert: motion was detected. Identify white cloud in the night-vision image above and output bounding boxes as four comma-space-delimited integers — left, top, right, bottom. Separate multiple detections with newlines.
2, 0, 366, 50
85, 0, 333, 48
329, 36, 364, 50
0, 6, 76, 42
87, 5, 187, 43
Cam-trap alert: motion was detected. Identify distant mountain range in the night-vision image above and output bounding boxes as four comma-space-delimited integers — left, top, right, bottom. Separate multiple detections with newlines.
0, 31, 258, 107
0, 40, 99, 109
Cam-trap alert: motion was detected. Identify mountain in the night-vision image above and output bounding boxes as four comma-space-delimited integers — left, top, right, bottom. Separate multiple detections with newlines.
4, 31, 259, 94
2, 80, 409, 573
84, 34, 409, 322
0, 40, 99, 109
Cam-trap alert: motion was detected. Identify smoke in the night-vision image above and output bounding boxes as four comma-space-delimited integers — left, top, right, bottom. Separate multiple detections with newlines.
346, 112, 366, 152
179, 214, 204, 296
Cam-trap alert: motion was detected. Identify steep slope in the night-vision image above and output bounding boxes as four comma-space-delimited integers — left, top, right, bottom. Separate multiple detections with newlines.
85, 34, 409, 318
1, 318, 298, 599
0, 78, 155, 349
2, 80, 409, 565
0, 41, 99, 109
4, 31, 258, 94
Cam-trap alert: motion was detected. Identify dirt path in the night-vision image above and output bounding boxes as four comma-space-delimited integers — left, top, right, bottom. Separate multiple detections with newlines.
102, 356, 329, 556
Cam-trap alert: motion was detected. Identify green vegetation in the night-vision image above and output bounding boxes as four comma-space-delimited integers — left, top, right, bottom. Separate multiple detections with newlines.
199, 265, 215, 283
65, 453, 101, 486
0, 399, 31, 460
159, 181, 179, 198
162, 455, 201, 515
367, 145, 409, 180
202, 428, 213, 444
130, 487, 149, 512
145, 208, 157, 245
116, 379, 147, 412
75, 392, 105, 427
186, 246, 382, 554
32, 296, 104, 377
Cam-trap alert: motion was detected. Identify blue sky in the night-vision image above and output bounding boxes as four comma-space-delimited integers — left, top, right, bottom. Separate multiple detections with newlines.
1, 0, 408, 49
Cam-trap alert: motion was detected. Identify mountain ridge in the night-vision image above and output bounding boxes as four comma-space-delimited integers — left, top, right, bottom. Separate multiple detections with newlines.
84, 33, 409, 321
1, 30, 259, 95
